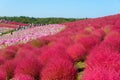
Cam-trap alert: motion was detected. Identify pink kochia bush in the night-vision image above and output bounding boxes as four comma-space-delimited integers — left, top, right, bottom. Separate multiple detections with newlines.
14, 56, 40, 78
38, 46, 71, 66
82, 21, 120, 79
104, 31, 120, 49
40, 58, 77, 80
91, 29, 106, 40
1, 48, 16, 60
55, 36, 74, 45
83, 42, 120, 80
86, 44, 120, 69
0, 59, 18, 79
0, 45, 18, 61
0, 56, 5, 65
0, 69, 7, 80
11, 74, 34, 80
77, 35, 101, 51
15, 45, 40, 60
66, 43, 86, 62
83, 67, 120, 80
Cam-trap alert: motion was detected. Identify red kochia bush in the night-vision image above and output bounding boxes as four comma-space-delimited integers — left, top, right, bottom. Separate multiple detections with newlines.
15, 48, 35, 60
91, 29, 106, 40
0, 46, 18, 60
84, 26, 95, 33
55, 36, 74, 45
38, 42, 72, 65
66, 43, 86, 62
51, 42, 67, 51
2, 49, 16, 60
86, 43, 120, 70
40, 58, 77, 80
0, 56, 5, 65
15, 56, 40, 78
82, 67, 120, 80
72, 33, 88, 43
38, 46, 71, 66
0, 59, 18, 80
0, 69, 6, 80
15, 45, 40, 60
12, 74, 35, 80
84, 42, 120, 80
104, 31, 120, 49
6, 45, 19, 52
77, 35, 100, 51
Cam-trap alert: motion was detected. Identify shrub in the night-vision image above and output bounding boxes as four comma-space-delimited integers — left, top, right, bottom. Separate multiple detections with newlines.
77, 35, 100, 51
0, 60, 18, 79
38, 46, 71, 66
1, 48, 16, 60
86, 43, 120, 69
15, 45, 40, 60
0, 56, 5, 65
104, 31, 120, 49
0, 69, 6, 80
40, 58, 77, 80
12, 74, 34, 80
92, 29, 105, 40
15, 56, 40, 78
82, 67, 120, 80
66, 43, 86, 62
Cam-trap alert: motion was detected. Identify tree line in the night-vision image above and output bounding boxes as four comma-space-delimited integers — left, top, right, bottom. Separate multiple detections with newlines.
0, 16, 85, 24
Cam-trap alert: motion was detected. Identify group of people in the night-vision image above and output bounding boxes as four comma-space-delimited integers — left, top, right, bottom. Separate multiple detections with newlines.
9, 23, 48, 35
0, 19, 48, 36
15, 23, 47, 31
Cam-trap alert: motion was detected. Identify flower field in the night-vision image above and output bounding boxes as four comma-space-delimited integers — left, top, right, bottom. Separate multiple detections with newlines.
0, 24, 65, 48
0, 14, 120, 80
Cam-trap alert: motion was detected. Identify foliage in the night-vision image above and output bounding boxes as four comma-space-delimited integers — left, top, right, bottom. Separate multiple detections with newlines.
0, 16, 84, 24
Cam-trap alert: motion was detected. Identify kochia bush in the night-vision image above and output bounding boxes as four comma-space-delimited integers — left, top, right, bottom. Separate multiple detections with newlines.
14, 56, 40, 78
66, 43, 86, 62
12, 74, 35, 80
40, 58, 77, 80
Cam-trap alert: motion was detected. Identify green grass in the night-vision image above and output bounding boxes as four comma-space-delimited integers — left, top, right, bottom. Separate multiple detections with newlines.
77, 72, 84, 80
76, 61, 85, 69
0, 29, 15, 36
75, 61, 85, 80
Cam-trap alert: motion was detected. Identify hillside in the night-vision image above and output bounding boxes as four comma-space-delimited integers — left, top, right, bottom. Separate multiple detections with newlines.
0, 14, 120, 80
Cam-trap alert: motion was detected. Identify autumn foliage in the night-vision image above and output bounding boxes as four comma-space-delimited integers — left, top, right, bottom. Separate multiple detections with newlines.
0, 14, 120, 80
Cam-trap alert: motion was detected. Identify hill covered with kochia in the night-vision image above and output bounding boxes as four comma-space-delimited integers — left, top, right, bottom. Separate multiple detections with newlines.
0, 14, 120, 80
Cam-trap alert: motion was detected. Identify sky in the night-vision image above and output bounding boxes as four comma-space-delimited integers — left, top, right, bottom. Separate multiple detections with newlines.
0, 0, 120, 18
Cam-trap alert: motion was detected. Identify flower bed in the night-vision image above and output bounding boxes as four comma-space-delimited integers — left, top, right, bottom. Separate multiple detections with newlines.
0, 24, 65, 48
